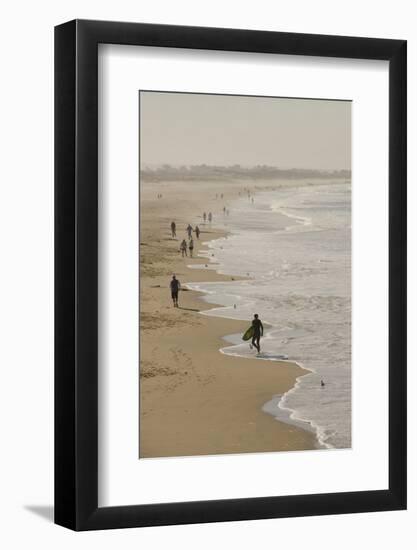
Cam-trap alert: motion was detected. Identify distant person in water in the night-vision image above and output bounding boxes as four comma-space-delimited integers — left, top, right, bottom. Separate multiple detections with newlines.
189, 237, 194, 257
251, 314, 264, 353
170, 275, 180, 307
208, 212, 212, 222
180, 239, 188, 257
186, 224, 193, 238
171, 221, 176, 238
195, 225, 200, 239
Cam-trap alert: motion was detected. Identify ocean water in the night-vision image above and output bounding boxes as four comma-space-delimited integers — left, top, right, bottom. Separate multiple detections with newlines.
186, 180, 351, 449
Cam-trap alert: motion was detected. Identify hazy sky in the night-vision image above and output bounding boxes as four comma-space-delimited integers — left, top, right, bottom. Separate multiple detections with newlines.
140, 91, 351, 170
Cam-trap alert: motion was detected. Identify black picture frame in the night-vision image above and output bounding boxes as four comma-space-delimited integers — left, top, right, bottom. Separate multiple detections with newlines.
55, 19, 407, 531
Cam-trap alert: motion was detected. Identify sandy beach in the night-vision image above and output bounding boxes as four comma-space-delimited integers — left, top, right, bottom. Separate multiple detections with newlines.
139, 179, 317, 458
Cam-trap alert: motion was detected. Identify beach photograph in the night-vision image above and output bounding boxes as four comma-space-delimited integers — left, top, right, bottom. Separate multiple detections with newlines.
139, 91, 351, 458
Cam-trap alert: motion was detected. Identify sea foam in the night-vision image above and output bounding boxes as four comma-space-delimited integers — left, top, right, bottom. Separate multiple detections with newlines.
186, 180, 351, 449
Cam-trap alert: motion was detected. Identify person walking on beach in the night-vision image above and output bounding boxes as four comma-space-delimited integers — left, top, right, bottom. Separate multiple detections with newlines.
180, 239, 188, 257
251, 313, 264, 353
171, 221, 176, 238
208, 212, 212, 222
203, 212, 207, 223
170, 275, 181, 307
189, 237, 194, 257
195, 225, 200, 239
186, 224, 193, 238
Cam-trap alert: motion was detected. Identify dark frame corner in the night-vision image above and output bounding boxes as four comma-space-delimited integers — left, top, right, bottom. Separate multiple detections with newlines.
55, 19, 406, 531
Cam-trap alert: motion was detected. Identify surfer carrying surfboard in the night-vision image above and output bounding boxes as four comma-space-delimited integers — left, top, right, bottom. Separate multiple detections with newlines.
251, 314, 264, 353
242, 314, 264, 353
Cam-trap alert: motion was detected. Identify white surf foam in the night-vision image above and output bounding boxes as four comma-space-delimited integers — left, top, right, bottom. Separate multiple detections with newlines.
186, 180, 351, 449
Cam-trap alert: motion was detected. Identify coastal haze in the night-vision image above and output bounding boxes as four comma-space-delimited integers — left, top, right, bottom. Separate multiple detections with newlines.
139, 91, 351, 457
140, 91, 351, 170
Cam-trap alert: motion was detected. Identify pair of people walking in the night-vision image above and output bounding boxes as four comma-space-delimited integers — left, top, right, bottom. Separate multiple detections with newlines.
185, 224, 200, 238
180, 238, 194, 257
171, 221, 200, 240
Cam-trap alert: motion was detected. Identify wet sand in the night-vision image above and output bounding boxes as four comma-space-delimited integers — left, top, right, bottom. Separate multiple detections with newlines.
139, 179, 317, 458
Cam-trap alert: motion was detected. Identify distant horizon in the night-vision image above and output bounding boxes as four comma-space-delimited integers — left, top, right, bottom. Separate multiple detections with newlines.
141, 162, 351, 173
140, 164, 351, 183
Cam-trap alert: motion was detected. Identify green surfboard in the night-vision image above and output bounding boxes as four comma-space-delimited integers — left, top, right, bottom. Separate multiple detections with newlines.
242, 325, 254, 341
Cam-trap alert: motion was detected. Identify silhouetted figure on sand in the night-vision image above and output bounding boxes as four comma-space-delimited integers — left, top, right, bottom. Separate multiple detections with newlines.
251, 314, 264, 353
180, 239, 188, 257
170, 275, 180, 307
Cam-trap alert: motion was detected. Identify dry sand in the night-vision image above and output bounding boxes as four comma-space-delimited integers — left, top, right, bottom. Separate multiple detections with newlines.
139, 179, 316, 458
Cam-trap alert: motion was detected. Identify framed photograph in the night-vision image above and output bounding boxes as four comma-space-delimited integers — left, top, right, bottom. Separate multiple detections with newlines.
55, 20, 406, 530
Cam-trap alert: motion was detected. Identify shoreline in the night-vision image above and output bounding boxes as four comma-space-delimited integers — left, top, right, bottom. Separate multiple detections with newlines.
139, 179, 318, 458
184, 182, 351, 450
184, 234, 324, 447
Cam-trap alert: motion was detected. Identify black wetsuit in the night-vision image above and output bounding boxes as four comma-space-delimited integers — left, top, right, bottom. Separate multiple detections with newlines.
170, 278, 180, 304
251, 318, 264, 352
